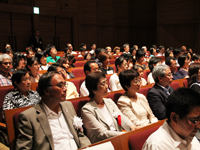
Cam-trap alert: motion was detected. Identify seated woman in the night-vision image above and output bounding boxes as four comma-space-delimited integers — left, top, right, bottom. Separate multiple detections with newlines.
178, 53, 190, 78
81, 71, 135, 144
135, 49, 146, 70
188, 63, 200, 92
3, 69, 41, 112
47, 63, 79, 99
98, 52, 114, 74
57, 57, 75, 79
113, 46, 121, 56
65, 53, 76, 68
26, 57, 41, 83
133, 65, 147, 86
12, 52, 26, 71
117, 69, 158, 127
35, 51, 50, 70
109, 56, 128, 91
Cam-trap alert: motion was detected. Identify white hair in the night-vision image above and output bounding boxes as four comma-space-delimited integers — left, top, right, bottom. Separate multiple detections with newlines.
0, 54, 12, 63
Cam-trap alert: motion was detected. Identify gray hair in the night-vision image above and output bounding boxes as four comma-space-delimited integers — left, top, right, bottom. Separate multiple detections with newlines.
0, 54, 12, 63
152, 64, 169, 83
123, 43, 129, 48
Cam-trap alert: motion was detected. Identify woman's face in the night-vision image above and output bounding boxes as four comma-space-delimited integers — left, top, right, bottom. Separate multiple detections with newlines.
138, 56, 144, 64
169, 52, 174, 57
62, 60, 70, 70
132, 50, 136, 56
17, 58, 25, 69
184, 57, 190, 67
56, 67, 67, 80
127, 76, 141, 93
118, 60, 128, 72
40, 56, 47, 65
29, 60, 39, 73
116, 49, 120, 55
103, 58, 109, 66
137, 67, 144, 77
16, 73, 31, 93
94, 77, 108, 97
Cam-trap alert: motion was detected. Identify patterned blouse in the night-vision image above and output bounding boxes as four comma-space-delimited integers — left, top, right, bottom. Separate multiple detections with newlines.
3, 89, 41, 111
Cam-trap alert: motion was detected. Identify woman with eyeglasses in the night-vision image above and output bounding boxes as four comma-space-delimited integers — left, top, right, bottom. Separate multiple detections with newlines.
81, 71, 135, 144
3, 69, 41, 114
117, 69, 158, 127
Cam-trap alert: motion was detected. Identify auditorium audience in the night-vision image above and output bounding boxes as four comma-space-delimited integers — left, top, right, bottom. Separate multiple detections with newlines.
81, 71, 135, 144
46, 45, 60, 63
192, 54, 200, 63
35, 51, 50, 70
149, 47, 156, 58
48, 63, 79, 99
123, 43, 130, 54
26, 57, 41, 83
165, 56, 183, 80
0, 54, 12, 86
133, 65, 147, 86
157, 45, 165, 56
84, 53, 92, 61
188, 63, 200, 93
4, 43, 11, 49
16, 71, 91, 150
109, 56, 128, 91
143, 88, 200, 149
135, 49, 146, 70
90, 43, 96, 54
3, 69, 41, 113
98, 52, 114, 74
178, 53, 190, 78
113, 46, 121, 56
130, 47, 137, 60
173, 48, 181, 66
118, 70, 157, 127
147, 57, 162, 84
26, 49, 35, 58
65, 53, 76, 68
121, 53, 134, 69
66, 43, 77, 54
80, 61, 100, 96
147, 64, 174, 120
30, 29, 43, 50
3, 48, 13, 59
78, 47, 86, 57
12, 52, 25, 71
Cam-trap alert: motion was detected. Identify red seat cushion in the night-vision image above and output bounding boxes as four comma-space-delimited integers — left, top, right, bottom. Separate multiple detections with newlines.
72, 68, 85, 78
183, 79, 188, 87
69, 78, 85, 94
71, 98, 90, 117
139, 86, 152, 97
170, 81, 180, 90
107, 90, 124, 104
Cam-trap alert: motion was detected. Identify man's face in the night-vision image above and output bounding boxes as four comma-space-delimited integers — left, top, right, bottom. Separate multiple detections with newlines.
67, 44, 73, 51
160, 47, 165, 53
106, 47, 112, 53
175, 106, 200, 139
194, 58, 200, 63
35, 31, 40, 37
91, 44, 96, 50
124, 45, 130, 53
27, 51, 35, 58
0, 59, 12, 74
170, 60, 177, 73
89, 63, 99, 73
158, 68, 173, 87
50, 47, 57, 56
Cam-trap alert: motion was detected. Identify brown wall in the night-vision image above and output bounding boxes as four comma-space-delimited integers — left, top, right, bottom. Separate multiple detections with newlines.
0, 0, 200, 53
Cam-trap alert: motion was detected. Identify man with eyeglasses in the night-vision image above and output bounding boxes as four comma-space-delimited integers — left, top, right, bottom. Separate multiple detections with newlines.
16, 71, 91, 150
143, 88, 200, 149
165, 56, 183, 80
0, 54, 12, 86
147, 64, 174, 120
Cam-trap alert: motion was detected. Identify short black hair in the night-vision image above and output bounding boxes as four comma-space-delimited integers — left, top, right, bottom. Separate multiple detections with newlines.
136, 49, 145, 60
46, 44, 55, 56
85, 71, 106, 98
80, 43, 86, 48
115, 56, 126, 72
192, 54, 200, 61
149, 47, 154, 55
35, 51, 46, 64
3, 48, 12, 54
119, 69, 139, 91
165, 50, 172, 60
47, 63, 62, 72
178, 53, 189, 68
26, 57, 38, 71
12, 69, 28, 88
165, 56, 175, 66
159, 45, 165, 50
130, 47, 136, 55
148, 57, 161, 72
83, 61, 96, 75
166, 88, 200, 122
173, 48, 181, 57
12, 52, 25, 69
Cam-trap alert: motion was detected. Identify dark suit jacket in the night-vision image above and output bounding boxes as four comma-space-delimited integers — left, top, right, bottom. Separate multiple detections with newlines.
16, 101, 91, 150
30, 36, 43, 50
147, 84, 174, 120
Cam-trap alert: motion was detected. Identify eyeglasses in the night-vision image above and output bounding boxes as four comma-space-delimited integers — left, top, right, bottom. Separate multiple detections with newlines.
50, 81, 68, 89
2, 62, 12, 65
132, 79, 142, 84
186, 117, 200, 126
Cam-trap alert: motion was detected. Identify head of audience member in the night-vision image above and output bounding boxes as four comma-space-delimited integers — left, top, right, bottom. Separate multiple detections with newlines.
105, 46, 112, 53
192, 54, 200, 63
80, 43, 87, 50
165, 50, 174, 59
48, 63, 68, 80
38, 71, 67, 103
3, 48, 13, 58
80, 47, 86, 57
168, 47, 174, 51
130, 47, 137, 57
121, 53, 134, 68
181, 45, 187, 52
84, 61, 99, 76
86, 71, 107, 98
152, 64, 173, 88
91, 43, 96, 50
133, 65, 144, 79
149, 47, 156, 56
64, 47, 71, 55
136, 49, 145, 64
115, 56, 128, 74
26, 49, 35, 58
148, 57, 162, 72
66, 43, 73, 52
166, 57, 177, 73
34, 29, 40, 37
65, 54, 76, 67
25, 44, 33, 51
46, 45, 57, 58
141, 46, 147, 54
158, 45, 165, 54
0, 54, 12, 75
26, 57, 40, 76
57, 57, 70, 72
188, 48, 193, 54
119, 69, 141, 93
133, 45, 138, 50
178, 53, 190, 69
35, 48, 42, 53
12, 69, 31, 95
173, 48, 181, 59
84, 53, 92, 61
113, 46, 121, 55
166, 88, 200, 139
123, 43, 130, 53
94, 48, 105, 59
4, 43, 11, 49
98, 52, 110, 67
35, 51, 47, 66
13, 52, 25, 70
188, 63, 200, 87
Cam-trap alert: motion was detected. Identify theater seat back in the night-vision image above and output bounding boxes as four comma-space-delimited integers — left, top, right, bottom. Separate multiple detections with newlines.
183, 79, 188, 87
138, 86, 152, 97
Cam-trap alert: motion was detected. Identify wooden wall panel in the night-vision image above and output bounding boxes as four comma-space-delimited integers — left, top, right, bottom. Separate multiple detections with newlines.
98, 26, 114, 48
114, 27, 129, 48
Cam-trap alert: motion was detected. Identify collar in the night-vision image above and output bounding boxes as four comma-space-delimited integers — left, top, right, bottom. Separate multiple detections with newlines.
0, 71, 11, 79
42, 102, 62, 116
156, 83, 170, 92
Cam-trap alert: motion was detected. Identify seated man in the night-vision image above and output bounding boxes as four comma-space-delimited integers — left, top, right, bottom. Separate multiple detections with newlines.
165, 56, 183, 80
143, 88, 200, 149
46, 45, 60, 63
16, 71, 91, 150
0, 54, 12, 86
80, 61, 100, 96
147, 64, 174, 120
